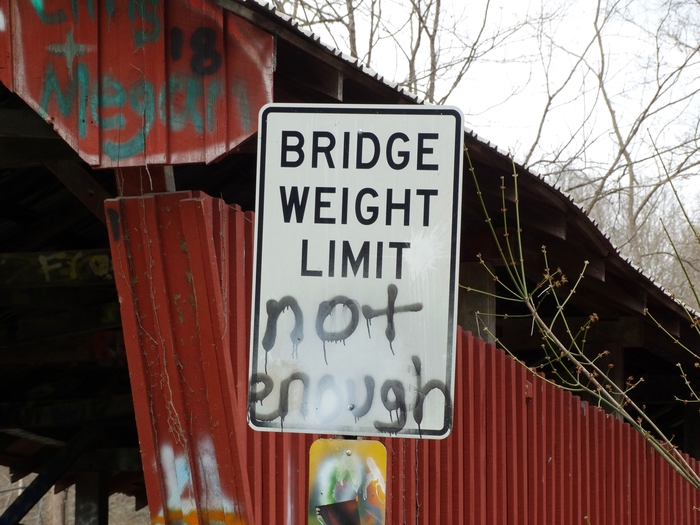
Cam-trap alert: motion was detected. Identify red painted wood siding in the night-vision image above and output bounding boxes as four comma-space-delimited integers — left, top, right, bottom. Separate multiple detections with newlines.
3, 0, 272, 168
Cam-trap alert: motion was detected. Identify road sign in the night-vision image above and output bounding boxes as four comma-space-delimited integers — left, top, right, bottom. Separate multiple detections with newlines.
249, 104, 463, 438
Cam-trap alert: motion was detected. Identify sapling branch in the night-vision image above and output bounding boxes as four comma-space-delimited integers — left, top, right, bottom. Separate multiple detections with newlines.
465, 150, 700, 490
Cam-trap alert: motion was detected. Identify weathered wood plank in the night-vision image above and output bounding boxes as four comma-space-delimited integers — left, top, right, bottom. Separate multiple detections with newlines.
0, 302, 120, 344
0, 395, 133, 429
498, 316, 644, 351
0, 427, 99, 525
0, 109, 62, 140
0, 330, 124, 365
45, 161, 113, 224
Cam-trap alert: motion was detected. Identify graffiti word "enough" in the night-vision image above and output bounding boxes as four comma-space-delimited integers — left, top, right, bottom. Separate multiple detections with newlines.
250, 356, 449, 435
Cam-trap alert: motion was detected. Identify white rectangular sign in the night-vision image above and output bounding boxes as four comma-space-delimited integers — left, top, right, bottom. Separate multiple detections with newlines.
249, 104, 463, 438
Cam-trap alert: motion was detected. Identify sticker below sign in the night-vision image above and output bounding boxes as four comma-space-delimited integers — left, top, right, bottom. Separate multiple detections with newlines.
249, 104, 463, 438
308, 439, 387, 525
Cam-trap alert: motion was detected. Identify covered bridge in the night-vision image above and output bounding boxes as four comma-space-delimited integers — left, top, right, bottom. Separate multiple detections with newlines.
0, 0, 698, 523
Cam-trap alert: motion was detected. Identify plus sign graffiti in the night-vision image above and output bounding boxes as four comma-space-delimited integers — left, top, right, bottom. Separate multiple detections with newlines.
4, 0, 273, 167
47, 31, 86, 76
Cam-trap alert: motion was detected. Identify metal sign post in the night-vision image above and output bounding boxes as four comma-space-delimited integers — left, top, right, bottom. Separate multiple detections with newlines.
249, 104, 463, 438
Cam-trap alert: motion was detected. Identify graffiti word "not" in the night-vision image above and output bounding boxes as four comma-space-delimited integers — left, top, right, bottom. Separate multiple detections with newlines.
261, 284, 422, 365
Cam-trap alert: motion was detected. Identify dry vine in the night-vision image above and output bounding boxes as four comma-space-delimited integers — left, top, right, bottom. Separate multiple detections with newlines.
462, 148, 700, 491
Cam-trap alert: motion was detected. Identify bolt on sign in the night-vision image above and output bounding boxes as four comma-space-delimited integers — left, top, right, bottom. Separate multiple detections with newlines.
308, 439, 386, 525
249, 104, 464, 438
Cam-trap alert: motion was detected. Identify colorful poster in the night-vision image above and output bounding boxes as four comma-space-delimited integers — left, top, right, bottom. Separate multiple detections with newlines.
308, 439, 386, 525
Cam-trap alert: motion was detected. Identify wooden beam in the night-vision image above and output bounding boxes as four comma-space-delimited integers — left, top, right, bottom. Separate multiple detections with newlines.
0, 138, 78, 168
579, 274, 647, 314
519, 231, 606, 282
460, 233, 501, 263
0, 331, 125, 365
276, 42, 343, 101
104, 472, 148, 510
0, 288, 116, 310
0, 302, 121, 345
45, 161, 113, 225
0, 202, 40, 226
115, 166, 175, 196
502, 187, 568, 240
499, 316, 644, 352
641, 322, 700, 369
10, 447, 62, 482
565, 217, 612, 258
463, 183, 569, 243
217, 0, 410, 104
71, 448, 142, 472
1, 429, 64, 448
0, 427, 99, 525
0, 109, 62, 140
0, 395, 133, 430
0, 250, 114, 288
75, 472, 108, 525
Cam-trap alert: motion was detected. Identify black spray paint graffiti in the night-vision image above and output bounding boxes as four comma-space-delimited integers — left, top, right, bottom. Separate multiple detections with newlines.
250, 372, 309, 431
315, 296, 360, 364
170, 27, 223, 76
362, 284, 422, 354
261, 296, 303, 371
260, 284, 422, 364
249, 356, 449, 435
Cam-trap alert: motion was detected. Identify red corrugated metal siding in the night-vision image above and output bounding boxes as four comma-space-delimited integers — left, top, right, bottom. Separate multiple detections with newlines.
106, 193, 255, 525
109, 194, 700, 525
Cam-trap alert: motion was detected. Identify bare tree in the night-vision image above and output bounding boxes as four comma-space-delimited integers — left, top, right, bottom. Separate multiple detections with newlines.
505, 0, 700, 301
270, 0, 532, 104
272, 0, 700, 298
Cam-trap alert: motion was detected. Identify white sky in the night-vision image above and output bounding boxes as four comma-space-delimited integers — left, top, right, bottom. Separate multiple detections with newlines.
295, 0, 700, 222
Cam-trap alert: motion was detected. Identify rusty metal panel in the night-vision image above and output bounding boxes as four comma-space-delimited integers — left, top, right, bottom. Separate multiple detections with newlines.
8, 0, 272, 168
452, 332, 465, 524
106, 193, 254, 525
506, 352, 528, 525
0, 0, 11, 89
107, 191, 700, 524
471, 333, 487, 525
569, 391, 581, 524
527, 370, 544, 525
630, 422, 646, 525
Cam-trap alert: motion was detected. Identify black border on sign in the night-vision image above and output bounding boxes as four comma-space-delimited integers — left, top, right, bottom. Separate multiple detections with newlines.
249, 104, 463, 439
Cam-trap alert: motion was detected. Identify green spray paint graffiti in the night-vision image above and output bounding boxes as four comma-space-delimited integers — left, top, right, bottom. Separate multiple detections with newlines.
98, 76, 156, 160
40, 68, 244, 161
41, 63, 90, 137
127, 0, 160, 48
23, 0, 270, 165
